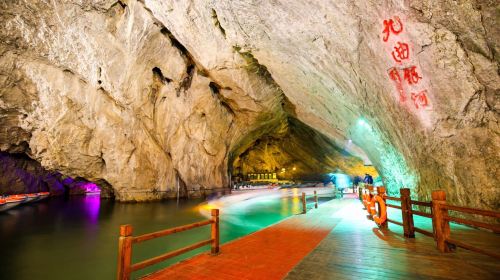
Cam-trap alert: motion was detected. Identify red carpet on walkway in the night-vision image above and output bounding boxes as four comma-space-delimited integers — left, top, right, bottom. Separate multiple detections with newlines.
144, 200, 341, 280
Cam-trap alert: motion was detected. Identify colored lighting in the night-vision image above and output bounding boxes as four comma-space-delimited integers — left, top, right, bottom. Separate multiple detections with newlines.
350, 117, 418, 196
82, 182, 101, 195
357, 118, 372, 130
328, 173, 351, 190
83, 195, 100, 224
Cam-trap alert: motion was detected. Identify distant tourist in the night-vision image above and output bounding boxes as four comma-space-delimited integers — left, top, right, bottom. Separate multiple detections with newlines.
353, 176, 362, 186
363, 173, 373, 185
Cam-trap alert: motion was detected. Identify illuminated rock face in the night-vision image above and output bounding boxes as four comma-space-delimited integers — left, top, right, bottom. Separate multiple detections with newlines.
232, 118, 378, 181
0, 1, 498, 208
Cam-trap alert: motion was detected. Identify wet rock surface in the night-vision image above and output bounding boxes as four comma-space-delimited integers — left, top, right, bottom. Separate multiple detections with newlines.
0, 1, 498, 209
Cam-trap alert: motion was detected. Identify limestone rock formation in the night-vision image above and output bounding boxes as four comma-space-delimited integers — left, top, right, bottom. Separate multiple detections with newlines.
0, 0, 498, 210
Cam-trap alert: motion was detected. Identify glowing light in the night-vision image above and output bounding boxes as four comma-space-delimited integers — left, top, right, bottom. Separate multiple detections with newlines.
350, 118, 418, 196
328, 173, 351, 190
83, 195, 100, 224
82, 182, 101, 195
292, 167, 296, 171
357, 118, 372, 131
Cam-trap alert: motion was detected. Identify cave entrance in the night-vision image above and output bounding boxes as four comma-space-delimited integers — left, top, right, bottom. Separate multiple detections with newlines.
0, 151, 115, 199
229, 117, 378, 190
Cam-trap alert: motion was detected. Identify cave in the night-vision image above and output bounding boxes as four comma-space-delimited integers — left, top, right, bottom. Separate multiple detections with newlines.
2, 0, 497, 207
0, 1, 499, 279
231, 117, 378, 183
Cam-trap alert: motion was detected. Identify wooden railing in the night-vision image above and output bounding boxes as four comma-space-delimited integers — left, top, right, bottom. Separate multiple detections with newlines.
362, 187, 500, 259
301, 191, 318, 214
385, 188, 434, 238
116, 209, 220, 280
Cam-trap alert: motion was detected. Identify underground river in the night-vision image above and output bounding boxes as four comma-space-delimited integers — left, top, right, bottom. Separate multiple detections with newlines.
0, 188, 334, 279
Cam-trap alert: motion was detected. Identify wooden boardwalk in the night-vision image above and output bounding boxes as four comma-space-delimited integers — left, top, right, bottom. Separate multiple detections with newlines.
286, 196, 500, 279
144, 197, 344, 279
145, 194, 500, 280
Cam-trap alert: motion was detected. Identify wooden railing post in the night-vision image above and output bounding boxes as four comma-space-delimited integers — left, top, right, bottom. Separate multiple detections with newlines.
314, 190, 318, 209
117, 224, 133, 280
367, 185, 374, 200
361, 188, 367, 209
302, 192, 306, 214
432, 190, 451, 252
211, 209, 220, 255
376, 187, 388, 229
400, 188, 415, 238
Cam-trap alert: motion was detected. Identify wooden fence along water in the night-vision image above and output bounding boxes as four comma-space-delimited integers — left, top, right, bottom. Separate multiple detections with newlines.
115, 186, 500, 279
301, 191, 318, 214
360, 186, 500, 259
116, 209, 220, 280
116, 190, 329, 279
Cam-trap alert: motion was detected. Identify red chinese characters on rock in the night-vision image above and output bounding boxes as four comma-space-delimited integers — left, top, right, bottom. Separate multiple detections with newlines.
382, 16, 403, 42
383, 16, 430, 110
388, 68, 406, 102
392, 42, 409, 63
403, 66, 422, 85
411, 90, 429, 109
388, 67, 401, 82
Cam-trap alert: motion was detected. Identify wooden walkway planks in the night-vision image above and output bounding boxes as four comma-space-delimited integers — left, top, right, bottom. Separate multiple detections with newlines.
144, 198, 345, 280
286, 197, 500, 280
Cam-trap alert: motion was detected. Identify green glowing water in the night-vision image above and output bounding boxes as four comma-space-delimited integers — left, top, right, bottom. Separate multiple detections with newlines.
0, 190, 325, 279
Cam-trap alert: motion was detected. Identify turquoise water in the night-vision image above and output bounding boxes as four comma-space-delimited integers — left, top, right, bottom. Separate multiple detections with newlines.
0, 189, 331, 279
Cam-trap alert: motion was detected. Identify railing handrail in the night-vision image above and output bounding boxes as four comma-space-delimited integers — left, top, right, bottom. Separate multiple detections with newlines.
132, 219, 213, 244
410, 200, 432, 207
444, 215, 500, 232
131, 239, 213, 272
359, 186, 500, 260
386, 203, 402, 210
382, 191, 498, 222
116, 209, 220, 280
410, 209, 432, 218
441, 204, 500, 219
385, 196, 402, 201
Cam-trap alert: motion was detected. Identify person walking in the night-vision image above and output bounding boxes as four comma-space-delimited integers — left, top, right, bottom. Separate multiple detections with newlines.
363, 173, 373, 185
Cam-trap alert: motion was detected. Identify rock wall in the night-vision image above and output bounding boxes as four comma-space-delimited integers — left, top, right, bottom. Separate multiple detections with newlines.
0, 0, 498, 209
0, 152, 65, 195
0, 0, 289, 200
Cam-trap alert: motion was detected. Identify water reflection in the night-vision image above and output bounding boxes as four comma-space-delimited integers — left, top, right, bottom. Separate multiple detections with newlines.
83, 195, 101, 225
0, 188, 333, 280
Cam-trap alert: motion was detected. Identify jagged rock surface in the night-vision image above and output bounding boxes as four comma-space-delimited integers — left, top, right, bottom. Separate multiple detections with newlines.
0, 0, 498, 209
